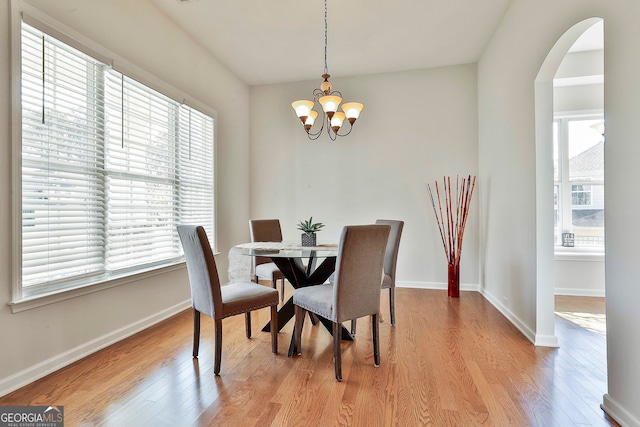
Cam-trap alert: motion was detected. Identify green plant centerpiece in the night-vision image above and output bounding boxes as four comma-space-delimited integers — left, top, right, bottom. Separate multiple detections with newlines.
297, 217, 325, 247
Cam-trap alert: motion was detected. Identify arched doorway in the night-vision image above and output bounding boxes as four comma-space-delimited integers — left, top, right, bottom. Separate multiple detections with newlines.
534, 18, 604, 346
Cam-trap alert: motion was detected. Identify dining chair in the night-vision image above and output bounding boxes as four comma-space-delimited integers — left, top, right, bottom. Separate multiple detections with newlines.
351, 219, 404, 335
249, 219, 286, 301
177, 225, 279, 375
292, 224, 390, 381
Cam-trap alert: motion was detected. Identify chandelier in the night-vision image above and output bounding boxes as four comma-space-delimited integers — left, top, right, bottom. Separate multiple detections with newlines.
291, 0, 364, 141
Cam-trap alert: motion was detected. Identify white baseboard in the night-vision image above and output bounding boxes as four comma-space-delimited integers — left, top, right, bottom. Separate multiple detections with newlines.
602, 393, 640, 427
479, 288, 538, 345
0, 300, 191, 398
534, 333, 559, 347
554, 288, 606, 297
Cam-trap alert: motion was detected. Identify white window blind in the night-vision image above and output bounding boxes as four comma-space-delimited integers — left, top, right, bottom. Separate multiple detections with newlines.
20, 21, 214, 294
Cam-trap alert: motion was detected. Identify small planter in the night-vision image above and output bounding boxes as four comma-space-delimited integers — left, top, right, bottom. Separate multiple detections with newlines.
297, 217, 324, 247
301, 232, 317, 247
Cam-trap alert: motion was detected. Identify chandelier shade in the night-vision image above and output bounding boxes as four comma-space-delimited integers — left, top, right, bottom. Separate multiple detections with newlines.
292, 100, 314, 121
319, 95, 342, 115
305, 110, 319, 131
341, 102, 363, 124
291, 0, 364, 141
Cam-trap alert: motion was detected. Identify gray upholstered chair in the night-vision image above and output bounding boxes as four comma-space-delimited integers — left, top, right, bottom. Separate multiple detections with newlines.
292, 224, 390, 381
177, 225, 279, 375
249, 219, 286, 301
351, 219, 404, 335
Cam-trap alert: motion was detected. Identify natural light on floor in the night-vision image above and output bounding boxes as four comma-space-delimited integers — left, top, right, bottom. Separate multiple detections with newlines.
555, 310, 606, 335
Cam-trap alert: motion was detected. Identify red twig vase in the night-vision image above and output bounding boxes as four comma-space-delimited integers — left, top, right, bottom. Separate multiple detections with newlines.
448, 263, 460, 298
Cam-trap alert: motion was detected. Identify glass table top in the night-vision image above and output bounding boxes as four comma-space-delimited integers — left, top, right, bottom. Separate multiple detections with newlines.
231, 241, 338, 258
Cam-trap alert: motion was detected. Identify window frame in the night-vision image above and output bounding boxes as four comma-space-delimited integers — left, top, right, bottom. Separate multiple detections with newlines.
10, 2, 218, 312
553, 110, 604, 256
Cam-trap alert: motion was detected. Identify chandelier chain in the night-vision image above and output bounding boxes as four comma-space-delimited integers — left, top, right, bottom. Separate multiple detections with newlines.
324, 0, 328, 76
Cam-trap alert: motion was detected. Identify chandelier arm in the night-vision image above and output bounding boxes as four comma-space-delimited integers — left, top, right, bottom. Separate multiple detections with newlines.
327, 127, 338, 141
333, 122, 354, 138
307, 130, 323, 141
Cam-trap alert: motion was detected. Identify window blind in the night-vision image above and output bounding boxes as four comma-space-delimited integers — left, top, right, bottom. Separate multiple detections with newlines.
20, 22, 215, 293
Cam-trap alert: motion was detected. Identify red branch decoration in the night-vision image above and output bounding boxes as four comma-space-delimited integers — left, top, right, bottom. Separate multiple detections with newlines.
426, 175, 476, 267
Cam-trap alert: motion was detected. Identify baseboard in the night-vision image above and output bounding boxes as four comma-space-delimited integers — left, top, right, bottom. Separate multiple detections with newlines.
554, 288, 606, 297
397, 281, 480, 292
479, 288, 537, 345
0, 300, 191, 398
534, 333, 559, 347
602, 393, 640, 427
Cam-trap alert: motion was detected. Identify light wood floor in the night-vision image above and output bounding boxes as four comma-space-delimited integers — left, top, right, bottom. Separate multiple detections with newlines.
0, 289, 618, 426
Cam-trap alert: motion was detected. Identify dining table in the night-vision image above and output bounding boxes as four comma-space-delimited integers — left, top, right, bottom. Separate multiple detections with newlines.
230, 241, 353, 356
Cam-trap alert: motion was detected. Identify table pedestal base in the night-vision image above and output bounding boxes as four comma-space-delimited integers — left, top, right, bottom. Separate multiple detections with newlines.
256, 253, 354, 354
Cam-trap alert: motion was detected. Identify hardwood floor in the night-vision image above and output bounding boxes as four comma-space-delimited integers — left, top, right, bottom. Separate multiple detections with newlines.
0, 289, 619, 426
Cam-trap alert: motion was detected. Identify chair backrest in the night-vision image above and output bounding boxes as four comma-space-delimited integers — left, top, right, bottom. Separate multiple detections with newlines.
375, 219, 404, 281
249, 219, 283, 267
332, 224, 391, 323
177, 225, 222, 319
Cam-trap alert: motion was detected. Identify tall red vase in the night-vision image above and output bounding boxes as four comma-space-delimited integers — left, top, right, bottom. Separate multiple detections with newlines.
448, 263, 460, 298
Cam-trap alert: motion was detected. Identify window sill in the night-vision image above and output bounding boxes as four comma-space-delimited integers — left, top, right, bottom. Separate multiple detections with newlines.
554, 250, 604, 262
9, 261, 187, 313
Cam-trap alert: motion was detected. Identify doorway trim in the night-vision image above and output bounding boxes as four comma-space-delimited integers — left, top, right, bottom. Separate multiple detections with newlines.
534, 17, 603, 347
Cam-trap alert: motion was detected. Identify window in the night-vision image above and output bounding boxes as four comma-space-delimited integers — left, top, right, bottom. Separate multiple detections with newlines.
16, 20, 215, 299
553, 114, 604, 249
571, 184, 592, 206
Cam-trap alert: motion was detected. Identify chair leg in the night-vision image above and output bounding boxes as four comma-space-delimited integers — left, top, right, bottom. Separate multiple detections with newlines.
333, 322, 342, 381
372, 313, 380, 367
245, 312, 252, 338
193, 309, 201, 358
350, 319, 357, 336
271, 305, 278, 354
309, 312, 319, 326
214, 319, 222, 375
280, 278, 285, 302
294, 305, 305, 356
389, 287, 396, 326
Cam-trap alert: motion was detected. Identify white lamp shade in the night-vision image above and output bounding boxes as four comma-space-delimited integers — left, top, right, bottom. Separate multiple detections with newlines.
319, 95, 342, 113
305, 110, 318, 126
292, 100, 314, 118
330, 112, 345, 130
341, 102, 364, 120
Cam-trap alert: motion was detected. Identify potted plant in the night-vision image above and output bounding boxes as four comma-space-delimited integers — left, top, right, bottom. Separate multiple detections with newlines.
297, 216, 325, 247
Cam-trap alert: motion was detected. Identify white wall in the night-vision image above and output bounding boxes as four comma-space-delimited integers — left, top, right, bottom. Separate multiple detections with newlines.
479, 0, 640, 424
0, 0, 250, 395
554, 51, 604, 112
554, 256, 605, 297
249, 65, 480, 289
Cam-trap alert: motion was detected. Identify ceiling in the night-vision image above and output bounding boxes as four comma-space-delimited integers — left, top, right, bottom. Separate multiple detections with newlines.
150, 0, 516, 86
